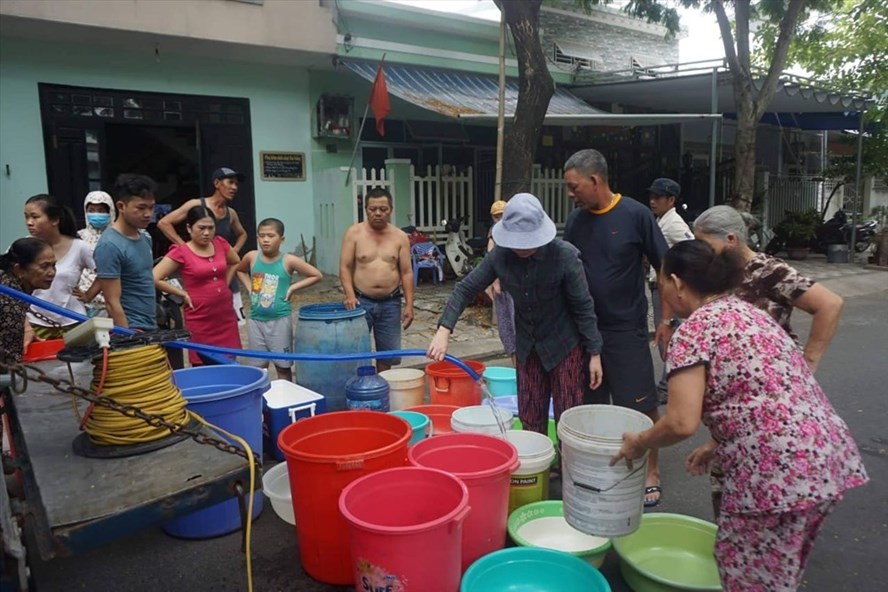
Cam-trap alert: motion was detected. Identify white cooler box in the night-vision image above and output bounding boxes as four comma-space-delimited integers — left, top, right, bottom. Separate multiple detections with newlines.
263, 380, 326, 460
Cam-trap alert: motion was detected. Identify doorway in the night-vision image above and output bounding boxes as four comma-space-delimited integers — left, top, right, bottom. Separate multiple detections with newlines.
38, 84, 255, 258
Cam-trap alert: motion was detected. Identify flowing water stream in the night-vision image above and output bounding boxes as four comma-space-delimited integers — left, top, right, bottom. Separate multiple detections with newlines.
478, 379, 508, 438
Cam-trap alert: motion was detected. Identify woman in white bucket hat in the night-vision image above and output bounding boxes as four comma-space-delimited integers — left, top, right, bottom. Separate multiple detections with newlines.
428, 193, 604, 439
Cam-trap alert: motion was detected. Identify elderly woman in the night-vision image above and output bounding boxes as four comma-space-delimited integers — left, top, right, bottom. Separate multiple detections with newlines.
1, 238, 57, 365
428, 193, 603, 437
693, 205, 843, 373
611, 240, 868, 591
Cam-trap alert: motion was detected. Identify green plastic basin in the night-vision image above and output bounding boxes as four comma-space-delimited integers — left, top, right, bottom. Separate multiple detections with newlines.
508, 501, 612, 568
612, 513, 722, 592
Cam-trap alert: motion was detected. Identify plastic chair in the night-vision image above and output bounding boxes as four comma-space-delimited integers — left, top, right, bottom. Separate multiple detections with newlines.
411, 242, 444, 286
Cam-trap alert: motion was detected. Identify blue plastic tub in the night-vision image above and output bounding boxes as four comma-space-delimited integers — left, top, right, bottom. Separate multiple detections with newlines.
483, 366, 517, 397
461, 547, 611, 591
163, 365, 270, 539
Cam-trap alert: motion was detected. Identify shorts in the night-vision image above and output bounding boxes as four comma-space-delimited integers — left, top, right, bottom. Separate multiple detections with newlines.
584, 327, 658, 412
357, 292, 402, 365
247, 317, 293, 369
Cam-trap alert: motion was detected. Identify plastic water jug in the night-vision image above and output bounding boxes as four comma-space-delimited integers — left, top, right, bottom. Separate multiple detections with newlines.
346, 366, 390, 412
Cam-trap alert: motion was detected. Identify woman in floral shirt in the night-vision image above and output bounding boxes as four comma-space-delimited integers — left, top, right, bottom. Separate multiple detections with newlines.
611, 240, 868, 591
1, 238, 57, 365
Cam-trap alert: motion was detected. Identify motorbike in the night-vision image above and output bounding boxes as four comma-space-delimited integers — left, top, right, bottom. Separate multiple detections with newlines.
440, 215, 486, 277
765, 209, 878, 256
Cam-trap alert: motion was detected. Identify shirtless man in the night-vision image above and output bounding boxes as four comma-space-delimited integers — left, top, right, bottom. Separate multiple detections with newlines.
340, 188, 414, 373
157, 167, 248, 253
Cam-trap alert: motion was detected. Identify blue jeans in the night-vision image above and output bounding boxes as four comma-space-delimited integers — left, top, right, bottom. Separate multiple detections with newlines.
358, 295, 402, 365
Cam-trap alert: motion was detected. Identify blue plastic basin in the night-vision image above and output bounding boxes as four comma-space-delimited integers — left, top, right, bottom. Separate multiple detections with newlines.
461, 547, 611, 592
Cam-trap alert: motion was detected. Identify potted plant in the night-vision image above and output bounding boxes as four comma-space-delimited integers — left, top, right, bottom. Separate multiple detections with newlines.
772, 209, 820, 260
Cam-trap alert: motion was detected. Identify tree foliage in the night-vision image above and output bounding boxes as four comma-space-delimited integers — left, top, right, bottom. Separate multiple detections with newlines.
778, 0, 888, 178
495, 1, 845, 210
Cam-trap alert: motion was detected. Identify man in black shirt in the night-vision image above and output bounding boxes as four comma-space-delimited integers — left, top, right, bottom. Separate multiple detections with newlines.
563, 149, 674, 507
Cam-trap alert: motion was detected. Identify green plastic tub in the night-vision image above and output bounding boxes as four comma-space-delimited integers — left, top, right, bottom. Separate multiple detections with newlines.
612, 513, 722, 592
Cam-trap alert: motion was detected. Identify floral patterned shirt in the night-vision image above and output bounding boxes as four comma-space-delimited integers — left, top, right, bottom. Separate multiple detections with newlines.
0, 271, 29, 364
667, 295, 868, 514
736, 252, 814, 344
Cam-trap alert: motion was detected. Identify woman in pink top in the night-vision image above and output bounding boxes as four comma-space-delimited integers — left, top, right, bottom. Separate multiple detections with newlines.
611, 239, 868, 591
153, 205, 241, 365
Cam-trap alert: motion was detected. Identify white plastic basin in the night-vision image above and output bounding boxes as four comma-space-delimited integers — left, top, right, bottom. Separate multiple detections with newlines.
262, 462, 295, 525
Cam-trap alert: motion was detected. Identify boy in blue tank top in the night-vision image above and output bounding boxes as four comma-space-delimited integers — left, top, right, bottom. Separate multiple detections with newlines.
235, 218, 322, 381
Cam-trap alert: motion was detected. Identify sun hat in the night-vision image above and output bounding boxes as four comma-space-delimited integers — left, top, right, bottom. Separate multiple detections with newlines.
491, 193, 557, 250
490, 200, 506, 216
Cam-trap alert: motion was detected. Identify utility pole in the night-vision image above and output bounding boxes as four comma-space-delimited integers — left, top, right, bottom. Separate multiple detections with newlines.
494, 9, 506, 202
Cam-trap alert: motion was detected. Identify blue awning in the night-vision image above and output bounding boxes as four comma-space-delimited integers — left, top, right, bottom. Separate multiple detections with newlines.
343, 60, 604, 118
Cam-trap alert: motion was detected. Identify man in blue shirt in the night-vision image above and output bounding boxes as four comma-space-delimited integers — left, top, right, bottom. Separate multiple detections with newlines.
563, 149, 673, 507
94, 174, 158, 330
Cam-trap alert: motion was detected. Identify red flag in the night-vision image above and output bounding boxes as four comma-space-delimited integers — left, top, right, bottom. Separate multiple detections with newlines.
369, 62, 390, 136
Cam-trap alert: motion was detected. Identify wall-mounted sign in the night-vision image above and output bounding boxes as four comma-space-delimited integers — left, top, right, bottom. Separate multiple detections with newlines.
260, 151, 305, 181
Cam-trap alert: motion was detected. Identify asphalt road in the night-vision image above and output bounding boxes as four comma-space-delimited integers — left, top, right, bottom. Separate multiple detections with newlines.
30, 292, 887, 592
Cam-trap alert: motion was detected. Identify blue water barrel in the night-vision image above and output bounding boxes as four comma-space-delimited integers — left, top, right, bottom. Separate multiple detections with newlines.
294, 303, 372, 411
346, 366, 390, 411
163, 365, 269, 539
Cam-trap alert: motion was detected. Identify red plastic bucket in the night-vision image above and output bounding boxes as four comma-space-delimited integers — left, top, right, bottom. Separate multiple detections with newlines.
409, 433, 519, 572
339, 466, 470, 592
426, 360, 486, 407
278, 410, 411, 585
404, 404, 460, 436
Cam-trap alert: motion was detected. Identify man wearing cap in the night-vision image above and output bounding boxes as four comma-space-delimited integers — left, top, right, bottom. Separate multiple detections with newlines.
647, 178, 694, 401
157, 167, 248, 254
563, 149, 671, 507
428, 193, 604, 440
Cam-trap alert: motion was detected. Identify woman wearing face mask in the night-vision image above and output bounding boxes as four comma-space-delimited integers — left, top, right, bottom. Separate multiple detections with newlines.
153, 205, 242, 365
24, 194, 99, 339
1, 238, 57, 365
77, 191, 115, 317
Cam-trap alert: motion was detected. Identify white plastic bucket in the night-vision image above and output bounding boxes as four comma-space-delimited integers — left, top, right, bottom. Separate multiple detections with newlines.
450, 405, 513, 437
380, 368, 426, 410
506, 430, 557, 514
557, 405, 653, 537
262, 462, 295, 525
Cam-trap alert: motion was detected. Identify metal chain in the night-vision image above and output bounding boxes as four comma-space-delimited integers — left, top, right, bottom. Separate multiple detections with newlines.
29, 308, 63, 328
0, 362, 261, 468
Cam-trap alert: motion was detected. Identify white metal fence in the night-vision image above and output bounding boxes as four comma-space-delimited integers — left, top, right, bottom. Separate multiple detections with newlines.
350, 167, 394, 224
348, 164, 573, 234
530, 167, 572, 230
411, 165, 473, 233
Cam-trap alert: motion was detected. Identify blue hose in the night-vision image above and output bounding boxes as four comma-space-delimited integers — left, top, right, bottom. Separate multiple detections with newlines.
166, 342, 482, 381
1, 284, 481, 380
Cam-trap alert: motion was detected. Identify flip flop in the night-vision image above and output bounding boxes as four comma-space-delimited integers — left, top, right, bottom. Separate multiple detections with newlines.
644, 485, 662, 508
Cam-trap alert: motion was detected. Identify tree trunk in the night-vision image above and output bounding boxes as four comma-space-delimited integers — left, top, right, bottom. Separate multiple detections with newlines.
713, 0, 805, 213
495, 0, 554, 198
732, 98, 758, 212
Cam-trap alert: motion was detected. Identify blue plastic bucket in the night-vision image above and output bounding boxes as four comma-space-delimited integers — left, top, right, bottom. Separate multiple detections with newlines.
294, 303, 372, 412
163, 365, 269, 539
389, 410, 433, 445
483, 367, 517, 397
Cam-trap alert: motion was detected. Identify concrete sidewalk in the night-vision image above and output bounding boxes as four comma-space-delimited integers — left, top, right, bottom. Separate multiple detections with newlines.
286, 254, 886, 370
